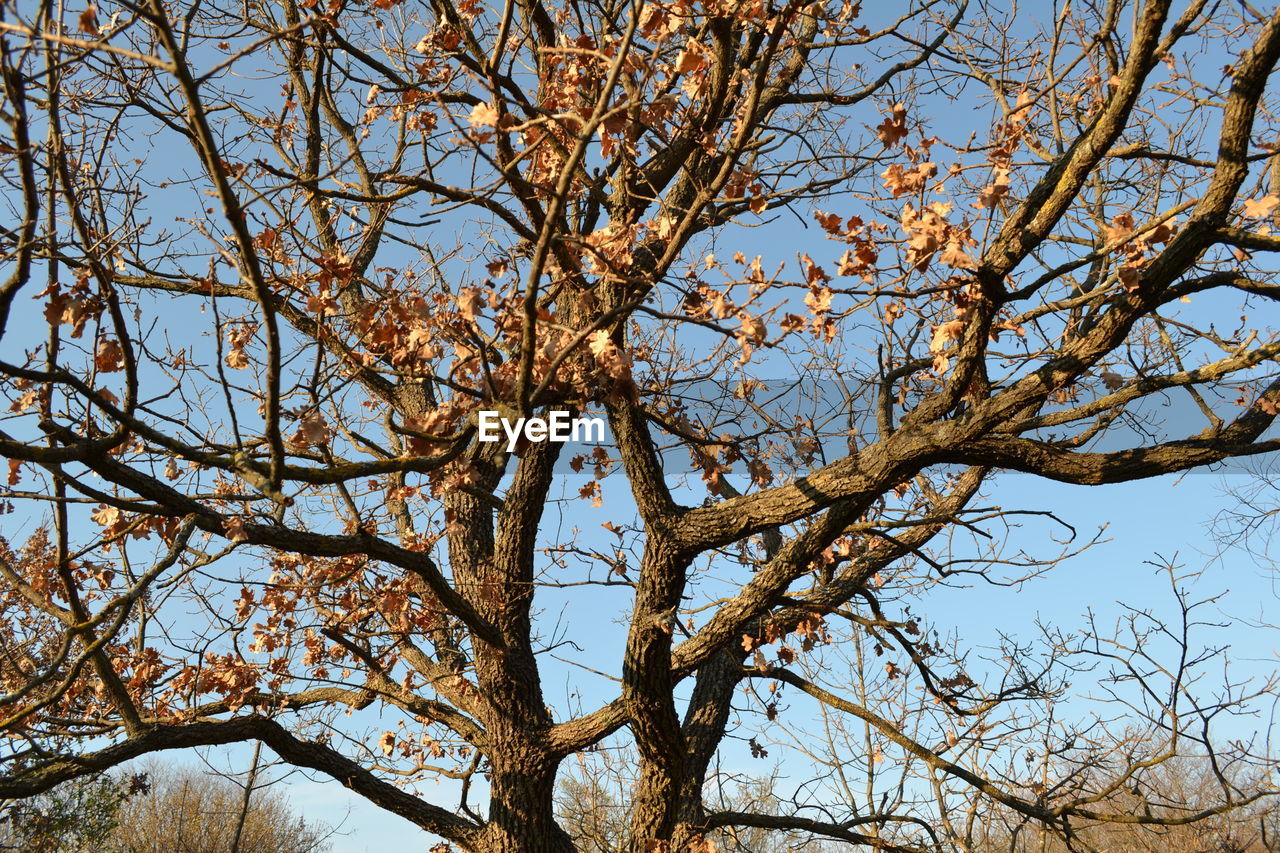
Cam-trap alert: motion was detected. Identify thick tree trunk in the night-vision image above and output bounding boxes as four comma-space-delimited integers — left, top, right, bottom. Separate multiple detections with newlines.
624, 542, 691, 850
433, 413, 571, 852
478, 746, 574, 853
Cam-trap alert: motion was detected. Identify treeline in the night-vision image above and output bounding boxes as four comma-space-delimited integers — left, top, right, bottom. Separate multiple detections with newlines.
0, 761, 331, 853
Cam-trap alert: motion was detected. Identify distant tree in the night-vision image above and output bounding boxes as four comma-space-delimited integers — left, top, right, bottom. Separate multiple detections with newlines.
966, 751, 1280, 853
1, 761, 328, 853
107, 760, 332, 853
556, 748, 635, 853
0, 771, 145, 853
557, 748, 836, 852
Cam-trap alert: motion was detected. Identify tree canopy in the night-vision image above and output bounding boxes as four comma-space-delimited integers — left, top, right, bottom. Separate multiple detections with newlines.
1, 0, 1280, 850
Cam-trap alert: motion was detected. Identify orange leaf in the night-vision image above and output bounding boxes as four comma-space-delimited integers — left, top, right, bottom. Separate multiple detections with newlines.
468, 102, 498, 127
1243, 195, 1279, 218
876, 103, 908, 148
78, 5, 99, 34
675, 39, 709, 74
95, 339, 124, 373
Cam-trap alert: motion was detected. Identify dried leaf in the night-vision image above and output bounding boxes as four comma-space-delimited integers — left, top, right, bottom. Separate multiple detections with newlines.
876, 103, 908, 148
95, 338, 124, 373
804, 286, 833, 314
1100, 370, 1125, 390
289, 413, 330, 447
223, 515, 249, 544
675, 39, 709, 74
1243, 195, 1279, 218
456, 287, 483, 321
738, 312, 766, 345
78, 5, 99, 35
468, 102, 499, 127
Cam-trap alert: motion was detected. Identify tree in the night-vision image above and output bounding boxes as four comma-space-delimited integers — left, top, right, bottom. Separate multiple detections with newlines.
970, 751, 1280, 853
0, 0, 1279, 850
0, 761, 329, 853
107, 759, 332, 853
556, 749, 837, 852
0, 770, 144, 852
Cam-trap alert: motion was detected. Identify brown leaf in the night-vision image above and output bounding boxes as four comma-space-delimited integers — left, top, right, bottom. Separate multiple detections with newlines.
882, 161, 936, 199
738, 312, 766, 345
10, 388, 39, 412
709, 292, 735, 319
876, 103, 908, 148
940, 239, 978, 270
974, 185, 1003, 210
60, 297, 94, 338
579, 480, 603, 508
929, 319, 965, 354
456, 287, 483, 321
1104, 213, 1135, 245
814, 210, 843, 234
747, 457, 773, 488
1243, 195, 1279, 218
1100, 370, 1125, 390
468, 102, 499, 127
675, 39, 709, 74
222, 515, 249, 544
588, 330, 631, 381
799, 253, 829, 284
78, 5, 99, 34
95, 338, 124, 373
92, 504, 121, 527
1118, 264, 1142, 292
289, 413, 330, 447
804, 286, 833, 314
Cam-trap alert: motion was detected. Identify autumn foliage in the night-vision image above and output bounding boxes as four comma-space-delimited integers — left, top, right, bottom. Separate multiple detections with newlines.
2, 0, 1280, 850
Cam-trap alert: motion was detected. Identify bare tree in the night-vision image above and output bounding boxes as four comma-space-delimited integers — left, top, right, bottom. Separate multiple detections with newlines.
0, 0, 1279, 850
558, 750, 837, 852
0, 759, 327, 853
107, 760, 331, 853
0, 770, 145, 852
970, 751, 1280, 853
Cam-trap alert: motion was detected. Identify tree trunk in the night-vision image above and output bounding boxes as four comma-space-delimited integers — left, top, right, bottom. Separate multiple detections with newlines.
479, 745, 574, 853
